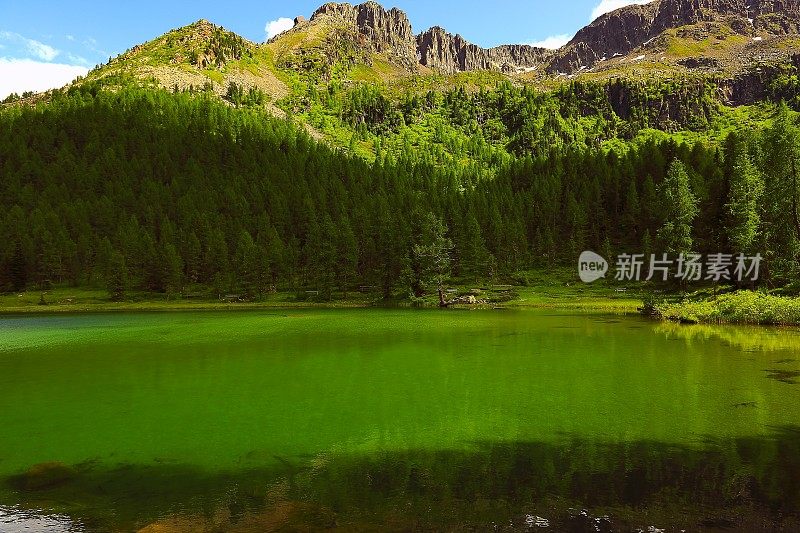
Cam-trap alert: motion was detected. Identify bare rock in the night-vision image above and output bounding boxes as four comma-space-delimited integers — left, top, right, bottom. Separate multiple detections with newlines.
547, 0, 800, 73
417, 26, 550, 74
311, 1, 418, 69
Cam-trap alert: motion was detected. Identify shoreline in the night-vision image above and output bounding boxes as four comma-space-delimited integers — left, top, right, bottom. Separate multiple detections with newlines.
0, 299, 643, 316
0, 289, 643, 316
5, 285, 799, 328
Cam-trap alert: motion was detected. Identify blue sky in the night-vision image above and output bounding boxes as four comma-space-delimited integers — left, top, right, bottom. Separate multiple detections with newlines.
0, 0, 651, 98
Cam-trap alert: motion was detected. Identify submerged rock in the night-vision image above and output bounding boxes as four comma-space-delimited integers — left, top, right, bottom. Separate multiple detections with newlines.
15, 461, 77, 491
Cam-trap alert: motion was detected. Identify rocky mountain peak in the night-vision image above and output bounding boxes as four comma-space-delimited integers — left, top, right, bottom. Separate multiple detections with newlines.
301, 2, 550, 74
310, 1, 417, 68
416, 26, 485, 73
549, 0, 800, 72
415, 27, 550, 74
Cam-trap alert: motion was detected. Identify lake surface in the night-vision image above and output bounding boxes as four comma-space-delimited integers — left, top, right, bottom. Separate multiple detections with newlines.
1, 309, 800, 531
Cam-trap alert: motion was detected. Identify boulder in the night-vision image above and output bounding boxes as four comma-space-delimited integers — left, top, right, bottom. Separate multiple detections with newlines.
15, 461, 77, 491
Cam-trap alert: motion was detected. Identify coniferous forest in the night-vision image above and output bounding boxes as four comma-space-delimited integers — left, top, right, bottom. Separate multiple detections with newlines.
1, 81, 799, 301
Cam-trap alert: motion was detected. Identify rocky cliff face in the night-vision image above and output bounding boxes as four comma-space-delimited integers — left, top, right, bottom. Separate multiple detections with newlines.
416, 27, 488, 73
306, 2, 550, 74
311, 1, 418, 69
294, 0, 799, 75
415, 27, 551, 73
488, 45, 554, 73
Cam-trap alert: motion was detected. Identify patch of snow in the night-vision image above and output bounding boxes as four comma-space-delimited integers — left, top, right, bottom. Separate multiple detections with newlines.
612, 52, 622, 57
633, 54, 646, 61
599, 56, 607, 62
753, 36, 763, 41
524, 66, 537, 72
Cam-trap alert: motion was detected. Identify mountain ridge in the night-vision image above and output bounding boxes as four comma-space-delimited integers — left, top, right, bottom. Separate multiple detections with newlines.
7, 0, 799, 111
277, 0, 800, 76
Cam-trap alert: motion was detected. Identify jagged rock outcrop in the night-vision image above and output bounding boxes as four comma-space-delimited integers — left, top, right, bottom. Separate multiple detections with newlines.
416, 27, 490, 73
311, 1, 418, 69
306, 2, 550, 74
415, 26, 550, 73
284, 0, 798, 76
488, 45, 554, 73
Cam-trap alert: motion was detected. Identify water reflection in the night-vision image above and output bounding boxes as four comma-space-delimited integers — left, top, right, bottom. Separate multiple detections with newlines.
0, 506, 81, 532
655, 321, 800, 354
4, 428, 800, 531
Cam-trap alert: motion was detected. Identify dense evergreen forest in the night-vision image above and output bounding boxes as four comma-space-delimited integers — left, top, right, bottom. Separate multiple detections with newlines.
1, 82, 799, 300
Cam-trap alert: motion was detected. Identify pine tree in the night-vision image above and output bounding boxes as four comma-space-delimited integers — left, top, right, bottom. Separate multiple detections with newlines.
184, 232, 202, 284
657, 160, 698, 255
107, 251, 127, 302
761, 103, 800, 275
317, 216, 339, 300
337, 217, 358, 297
623, 179, 641, 239
726, 138, 763, 254
161, 242, 184, 298
8, 242, 27, 292
460, 211, 490, 279
412, 213, 454, 306
234, 231, 261, 300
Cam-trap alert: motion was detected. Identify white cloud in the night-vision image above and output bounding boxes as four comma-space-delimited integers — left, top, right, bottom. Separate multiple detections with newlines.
0, 31, 60, 61
0, 58, 88, 99
26, 39, 59, 61
525, 34, 571, 50
265, 17, 294, 40
591, 0, 655, 21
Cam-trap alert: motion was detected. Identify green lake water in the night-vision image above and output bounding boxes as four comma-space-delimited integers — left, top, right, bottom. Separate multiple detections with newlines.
1, 309, 800, 531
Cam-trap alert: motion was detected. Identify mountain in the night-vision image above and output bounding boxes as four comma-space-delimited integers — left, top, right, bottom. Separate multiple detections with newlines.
65, 0, 799, 102
273, 2, 552, 75
271, 0, 800, 77
549, 0, 800, 73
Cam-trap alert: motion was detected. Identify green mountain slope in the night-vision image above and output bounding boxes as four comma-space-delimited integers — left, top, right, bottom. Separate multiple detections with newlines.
2, 2, 800, 300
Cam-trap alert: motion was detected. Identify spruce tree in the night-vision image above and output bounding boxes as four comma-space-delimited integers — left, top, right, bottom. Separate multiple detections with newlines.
657, 160, 698, 255
726, 138, 763, 254
107, 252, 127, 302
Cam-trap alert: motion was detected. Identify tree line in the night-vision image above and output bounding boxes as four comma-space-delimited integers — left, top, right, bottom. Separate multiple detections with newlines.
0, 84, 798, 300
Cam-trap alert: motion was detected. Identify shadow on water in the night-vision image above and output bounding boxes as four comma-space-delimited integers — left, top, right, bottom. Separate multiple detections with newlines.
3, 427, 800, 531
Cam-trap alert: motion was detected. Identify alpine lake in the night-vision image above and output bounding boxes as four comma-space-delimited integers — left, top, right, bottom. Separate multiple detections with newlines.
1, 309, 800, 531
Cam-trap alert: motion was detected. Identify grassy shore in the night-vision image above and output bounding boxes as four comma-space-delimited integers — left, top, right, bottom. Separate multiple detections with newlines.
0, 269, 644, 315
656, 290, 800, 326
5, 279, 800, 328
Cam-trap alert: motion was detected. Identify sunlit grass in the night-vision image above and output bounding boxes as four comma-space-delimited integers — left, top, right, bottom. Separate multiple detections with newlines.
658, 291, 800, 326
